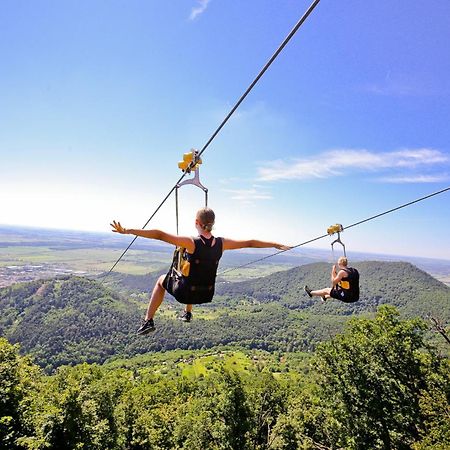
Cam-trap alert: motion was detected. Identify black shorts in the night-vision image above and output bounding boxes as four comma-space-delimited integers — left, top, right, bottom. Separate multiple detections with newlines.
162, 270, 214, 305
330, 286, 358, 303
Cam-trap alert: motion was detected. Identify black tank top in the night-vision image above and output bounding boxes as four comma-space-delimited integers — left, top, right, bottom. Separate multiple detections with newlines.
186, 236, 223, 291
340, 267, 360, 300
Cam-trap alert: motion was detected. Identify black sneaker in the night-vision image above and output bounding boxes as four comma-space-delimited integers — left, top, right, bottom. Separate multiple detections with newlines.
321, 296, 327, 302
137, 318, 155, 335
304, 286, 313, 298
179, 311, 192, 322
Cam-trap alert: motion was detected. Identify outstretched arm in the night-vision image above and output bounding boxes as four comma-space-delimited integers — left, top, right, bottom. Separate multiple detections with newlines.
222, 238, 290, 252
111, 220, 195, 253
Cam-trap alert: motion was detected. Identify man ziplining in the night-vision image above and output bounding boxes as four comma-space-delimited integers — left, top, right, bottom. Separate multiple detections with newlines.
304, 256, 360, 303
111, 207, 290, 335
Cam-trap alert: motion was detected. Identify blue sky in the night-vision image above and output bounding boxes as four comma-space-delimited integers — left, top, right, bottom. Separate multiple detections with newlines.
1, 0, 450, 259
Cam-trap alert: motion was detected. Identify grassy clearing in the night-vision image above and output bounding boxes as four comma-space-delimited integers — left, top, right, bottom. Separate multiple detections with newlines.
103, 345, 314, 384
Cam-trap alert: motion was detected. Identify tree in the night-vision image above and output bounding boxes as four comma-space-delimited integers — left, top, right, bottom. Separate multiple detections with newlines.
173, 369, 250, 449
314, 305, 449, 450
21, 363, 128, 450
0, 338, 25, 449
245, 371, 287, 449
0, 338, 41, 450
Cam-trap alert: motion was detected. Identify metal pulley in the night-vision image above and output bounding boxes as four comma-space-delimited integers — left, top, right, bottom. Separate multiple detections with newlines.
327, 223, 346, 258
175, 149, 208, 234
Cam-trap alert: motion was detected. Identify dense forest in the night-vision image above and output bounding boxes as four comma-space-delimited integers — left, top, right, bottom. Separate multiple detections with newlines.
1, 306, 449, 449
0, 262, 449, 372
1, 261, 449, 448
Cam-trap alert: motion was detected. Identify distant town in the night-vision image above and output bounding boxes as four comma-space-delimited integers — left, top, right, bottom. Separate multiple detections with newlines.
0, 264, 88, 288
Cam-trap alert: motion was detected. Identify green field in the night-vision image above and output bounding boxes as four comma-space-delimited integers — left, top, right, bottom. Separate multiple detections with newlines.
0, 245, 170, 274
2, 225, 450, 285
0, 242, 298, 281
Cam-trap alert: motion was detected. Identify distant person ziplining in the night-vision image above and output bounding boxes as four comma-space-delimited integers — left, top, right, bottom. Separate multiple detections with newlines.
304, 256, 360, 303
111, 207, 290, 335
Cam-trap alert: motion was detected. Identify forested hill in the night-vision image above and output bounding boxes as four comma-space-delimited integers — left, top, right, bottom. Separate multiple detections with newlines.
217, 261, 450, 320
0, 277, 141, 372
0, 261, 449, 372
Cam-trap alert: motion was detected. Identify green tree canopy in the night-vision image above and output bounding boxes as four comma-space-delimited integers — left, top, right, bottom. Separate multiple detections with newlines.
314, 305, 449, 450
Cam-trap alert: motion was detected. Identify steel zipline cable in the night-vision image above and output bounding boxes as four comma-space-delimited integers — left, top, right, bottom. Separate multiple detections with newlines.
104, 0, 322, 276
218, 186, 450, 276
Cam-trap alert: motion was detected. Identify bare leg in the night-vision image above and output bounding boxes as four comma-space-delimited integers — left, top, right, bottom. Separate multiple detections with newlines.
310, 287, 332, 298
145, 275, 166, 320
185, 304, 193, 313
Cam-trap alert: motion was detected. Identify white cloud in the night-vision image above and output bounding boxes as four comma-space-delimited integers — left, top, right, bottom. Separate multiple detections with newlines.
257, 148, 449, 182
222, 187, 273, 205
378, 174, 450, 184
189, 0, 210, 21
362, 81, 417, 97
360, 71, 445, 97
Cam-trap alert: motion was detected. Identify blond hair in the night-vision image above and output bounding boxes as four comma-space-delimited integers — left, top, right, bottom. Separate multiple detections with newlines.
338, 256, 348, 267
196, 207, 215, 232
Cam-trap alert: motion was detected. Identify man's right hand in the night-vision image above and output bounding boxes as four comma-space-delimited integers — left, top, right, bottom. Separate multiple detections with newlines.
111, 220, 127, 234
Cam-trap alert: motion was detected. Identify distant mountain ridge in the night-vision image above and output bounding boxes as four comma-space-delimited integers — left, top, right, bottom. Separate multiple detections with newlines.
0, 261, 448, 372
